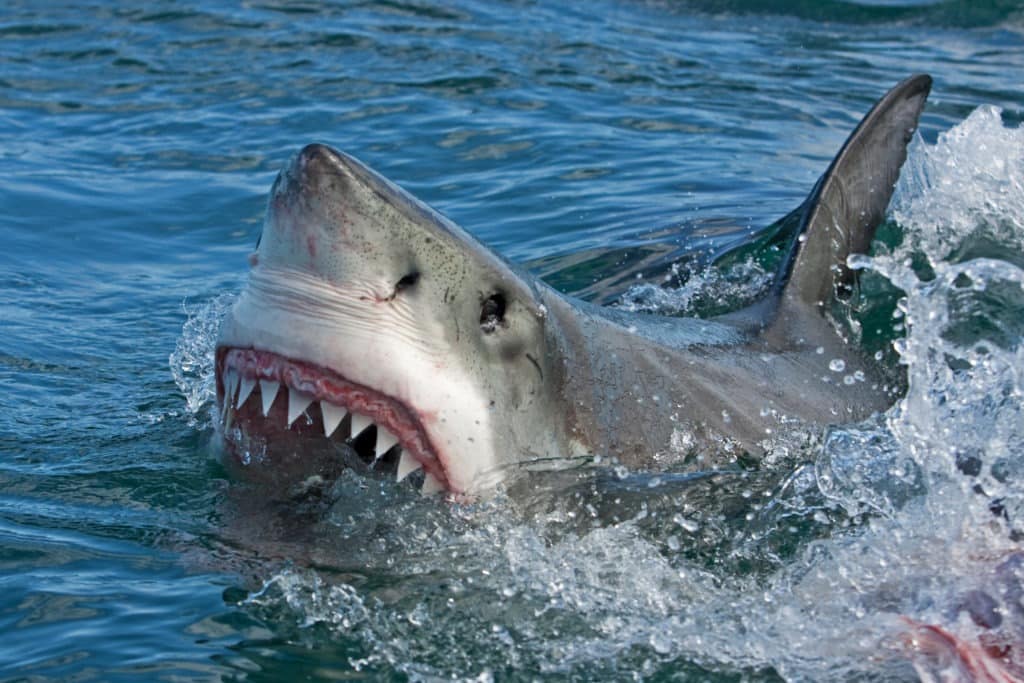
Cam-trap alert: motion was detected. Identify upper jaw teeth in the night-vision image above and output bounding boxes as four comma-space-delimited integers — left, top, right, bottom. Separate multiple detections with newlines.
223, 370, 441, 492
397, 451, 423, 481
320, 402, 346, 437
421, 472, 445, 494
376, 428, 400, 454
349, 413, 373, 439
287, 389, 314, 426
237, 377, 256, 409
223, 370, 240, 419
259, 379, 279, 416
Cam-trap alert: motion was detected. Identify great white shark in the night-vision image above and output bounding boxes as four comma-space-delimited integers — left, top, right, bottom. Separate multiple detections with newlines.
215, 74, 932, 499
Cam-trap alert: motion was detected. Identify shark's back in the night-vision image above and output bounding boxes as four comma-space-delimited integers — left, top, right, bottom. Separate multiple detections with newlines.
547, 76, 932, 466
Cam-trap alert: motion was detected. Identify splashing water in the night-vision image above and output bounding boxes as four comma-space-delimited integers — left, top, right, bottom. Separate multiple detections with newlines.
891, 105, 1024, 266
169, 294, 235, 426
617, 258, 775, 317
173, 108, 1024, 681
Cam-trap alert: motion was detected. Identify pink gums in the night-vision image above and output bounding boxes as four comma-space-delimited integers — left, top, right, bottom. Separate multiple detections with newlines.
216, 346, 452, 492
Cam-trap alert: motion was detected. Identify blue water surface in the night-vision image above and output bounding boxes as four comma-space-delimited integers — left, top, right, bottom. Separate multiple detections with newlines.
2, 1, 1023, 680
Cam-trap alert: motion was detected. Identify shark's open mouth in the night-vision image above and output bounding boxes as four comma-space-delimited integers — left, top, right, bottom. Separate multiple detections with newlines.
215, 347, 451, 494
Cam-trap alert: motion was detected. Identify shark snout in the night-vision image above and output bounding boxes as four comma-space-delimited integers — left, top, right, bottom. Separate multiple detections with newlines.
276, 143, 394, 204
296, 141, 344, 168
260, 143, 435, 299
289, 143, 352, 186
270, 143, 358, 215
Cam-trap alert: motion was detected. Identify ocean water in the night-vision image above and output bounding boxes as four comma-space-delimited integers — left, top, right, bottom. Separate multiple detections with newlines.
2, 1, 1024, 680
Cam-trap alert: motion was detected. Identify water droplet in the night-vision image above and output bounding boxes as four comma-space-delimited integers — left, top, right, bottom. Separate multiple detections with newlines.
673, 514, 700, 533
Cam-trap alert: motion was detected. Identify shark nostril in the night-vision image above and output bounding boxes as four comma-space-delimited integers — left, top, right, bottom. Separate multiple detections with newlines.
395, 272, 420, 291
384, 272, 420, 302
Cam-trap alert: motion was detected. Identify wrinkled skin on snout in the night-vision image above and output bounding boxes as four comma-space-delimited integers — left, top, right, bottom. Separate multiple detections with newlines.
217, 144, 574, 497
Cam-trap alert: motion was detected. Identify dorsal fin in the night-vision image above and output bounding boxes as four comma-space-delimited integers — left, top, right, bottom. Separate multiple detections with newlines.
773, 74, 931, 322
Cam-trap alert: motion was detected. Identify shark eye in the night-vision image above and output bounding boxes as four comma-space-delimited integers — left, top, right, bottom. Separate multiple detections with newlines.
480, 293, 506, 333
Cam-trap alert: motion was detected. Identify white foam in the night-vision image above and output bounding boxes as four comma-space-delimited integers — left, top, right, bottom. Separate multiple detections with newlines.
617, 258, 773, 316
891, 105, 1024, 263
168, 293, 235, 427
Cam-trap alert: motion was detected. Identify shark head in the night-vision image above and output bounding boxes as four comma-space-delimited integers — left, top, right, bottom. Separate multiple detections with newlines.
216, 144, 571, 497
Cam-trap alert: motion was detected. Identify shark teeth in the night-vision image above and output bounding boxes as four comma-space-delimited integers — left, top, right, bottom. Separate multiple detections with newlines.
396, 451, 422, 482
421, 472, 445, 495
237, 377, 256, 408
220, 362, 447, 495
376, 427, 400, 455
260, 379, 280, 416
321, 401, 347, 437
350, 413, 373, 439
223, 370, 239, 417
287, 389, 315, 426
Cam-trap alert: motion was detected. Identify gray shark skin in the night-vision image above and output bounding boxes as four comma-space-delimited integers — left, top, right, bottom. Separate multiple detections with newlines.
215, 75, 932, 499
